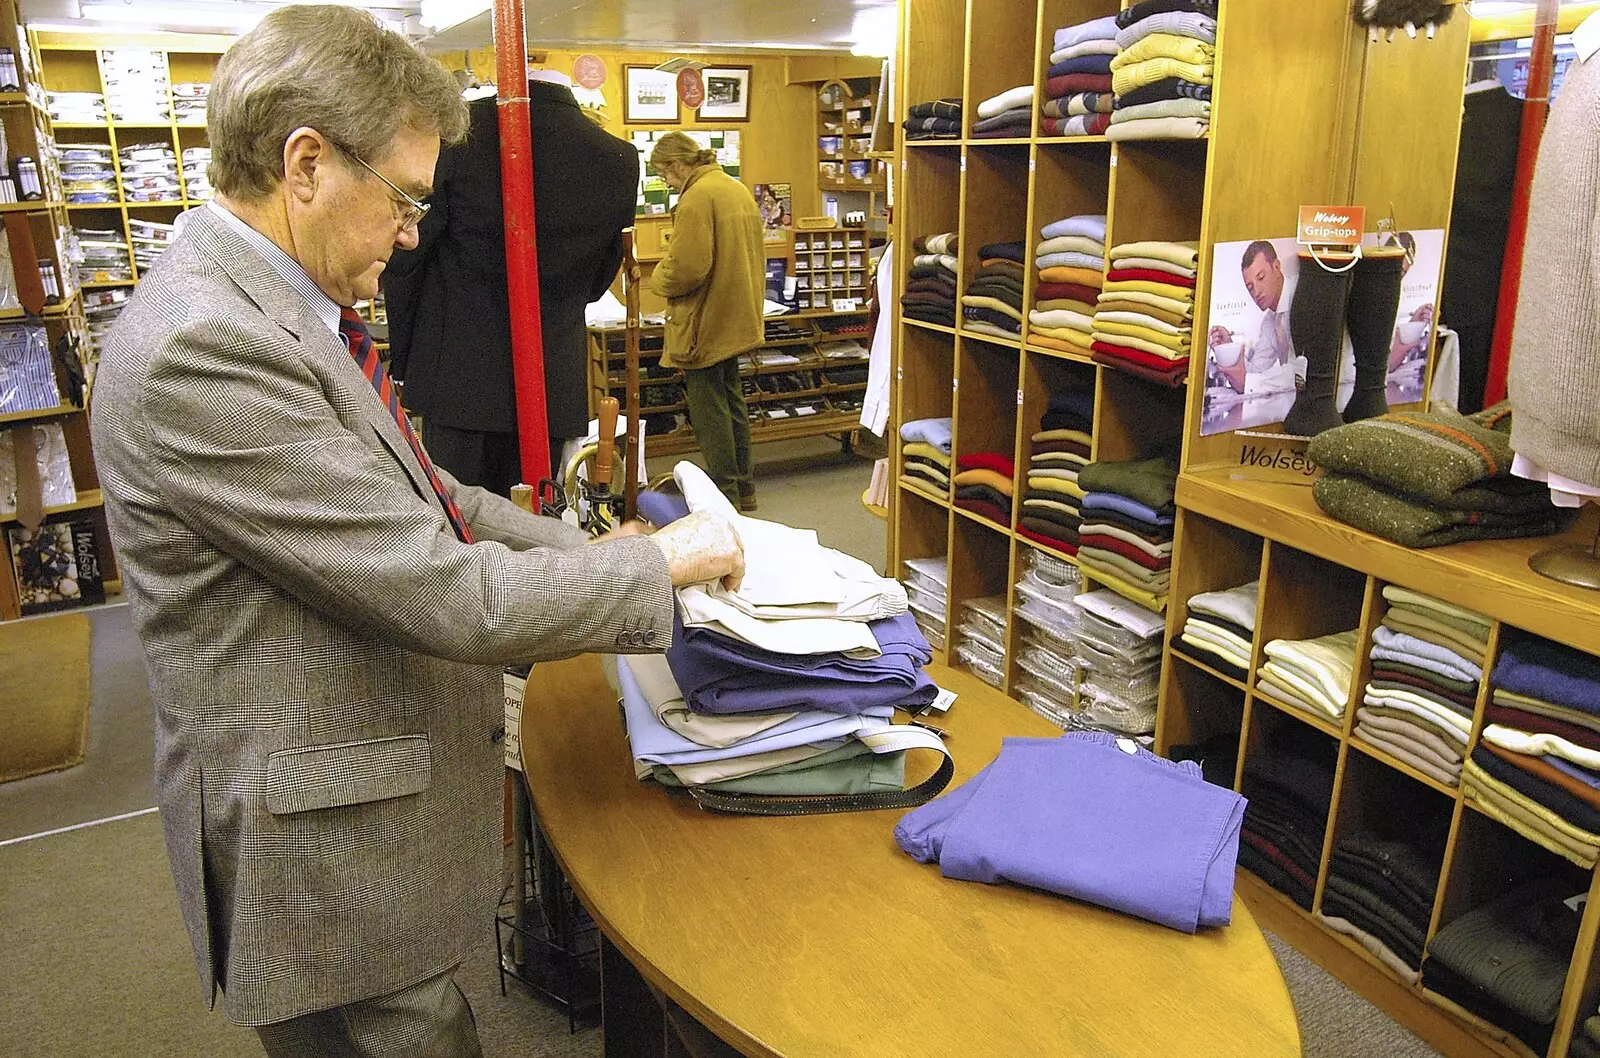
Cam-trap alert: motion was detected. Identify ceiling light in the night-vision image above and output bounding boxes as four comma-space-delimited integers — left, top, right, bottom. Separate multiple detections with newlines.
849, 7, 897, 57
418, 0, 490, 32
78, 1, 264, 31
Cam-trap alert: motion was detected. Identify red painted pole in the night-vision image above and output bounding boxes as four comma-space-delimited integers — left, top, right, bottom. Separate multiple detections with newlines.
1483, 0, 1558, 408
492, 0, 550, 483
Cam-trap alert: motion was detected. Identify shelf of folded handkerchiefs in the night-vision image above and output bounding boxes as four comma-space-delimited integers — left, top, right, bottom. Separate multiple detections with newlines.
1178, 466, 1600, 655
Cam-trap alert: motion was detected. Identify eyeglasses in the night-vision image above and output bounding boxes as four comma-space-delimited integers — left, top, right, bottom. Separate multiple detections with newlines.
328, 138, 430, 230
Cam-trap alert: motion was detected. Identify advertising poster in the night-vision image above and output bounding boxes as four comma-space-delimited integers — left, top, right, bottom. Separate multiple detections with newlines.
754, 182, 792, 244
1200, 229, 1443, 436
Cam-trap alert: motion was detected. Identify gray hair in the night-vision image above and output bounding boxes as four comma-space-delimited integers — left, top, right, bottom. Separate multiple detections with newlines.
208, 5, 468, 200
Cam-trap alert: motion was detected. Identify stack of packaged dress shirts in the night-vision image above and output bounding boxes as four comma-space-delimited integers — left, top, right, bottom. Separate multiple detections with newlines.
1028, 215, 1105, 355
896, 730, 1245, 933
46, 91, 104, 124
898, 416, 952, 498
1467, 632, 1600, 868
902, 232, 957, 327
181, 146, 213, 200
1017, 388, 1094, 554
960, 242, 1026, 339
620, 464, 937, 800
58, 144, 116, 203
1259, 629, 1358, 723
1354, 586, 1486, 787
72, 227, 132, 284
1092, 241, 1197, 385
118, 142, 180, 202
1040, 15, 1117, 136
971, 84, 1034, 140
1318, 832, 1443, 983
101, 49, 171, 124
954, 595, 1008, 690
1075, 455, 1177, 611
1108, 0, 1216, 141
1237, 724, 1335, 910
952, 451, 1014, 527
84, 287, 130, 356
1173, 581, 1257, 679
128, 218, 176, 271
172, 82, 208, 125
1423, 877, 1584, 1055
1012, 549, 1084, 727
1068, 588, 1164, 737
901, 556, 948, 651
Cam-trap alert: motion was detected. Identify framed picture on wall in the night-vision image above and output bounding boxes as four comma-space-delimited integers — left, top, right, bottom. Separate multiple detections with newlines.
624, 66, 680, 123
698, 66, 752, 121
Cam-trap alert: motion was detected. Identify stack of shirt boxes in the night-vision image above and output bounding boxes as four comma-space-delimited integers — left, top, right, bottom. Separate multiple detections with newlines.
128, 218, 177, 271
1108, 0, 1216, 141
172, 82, 208, 125
1355, 586, 1487, 787
1173, 581, 1257, 680
899, 416, 952, 499
1068, 588, 1164, 738
101, 49, 171, 124
182, 146, 213, 200
1092, 240, 1197, 386
1040, 15, 1116, 137
72, 226, 132, 284
620, 463, 935, 799
1017, 387, 1093, 554
58, 143, 116, 203
1260, 628, 1359, 724
901, 556, 948, 651
960, 241, 1026, 340
1028, 214, 1105, 356
1468, 632, 1600, 868
1075, 455, 1177, 612
1012, 548, 1083, 727
971, 84, 1033, 140
118, 141, 181, 203
46, 91, 105, 124
84, 287, 130, 357
954, 595, 1008, 690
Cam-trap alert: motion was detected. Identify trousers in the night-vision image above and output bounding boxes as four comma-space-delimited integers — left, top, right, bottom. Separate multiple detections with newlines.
682, 356, 753, 504
253, 966, 482, 1058
421, 421, 579, 496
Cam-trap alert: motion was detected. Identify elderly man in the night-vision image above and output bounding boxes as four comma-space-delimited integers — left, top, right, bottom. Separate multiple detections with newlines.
89, 7, 741, 1055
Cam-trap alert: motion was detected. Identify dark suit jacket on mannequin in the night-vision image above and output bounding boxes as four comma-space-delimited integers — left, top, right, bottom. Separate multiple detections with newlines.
386, 80, 640, 488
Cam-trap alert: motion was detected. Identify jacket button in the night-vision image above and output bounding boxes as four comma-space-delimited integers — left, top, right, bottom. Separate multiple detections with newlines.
491, 727, 506, 745
644, 629, 657, 646
615, 633, 627, 647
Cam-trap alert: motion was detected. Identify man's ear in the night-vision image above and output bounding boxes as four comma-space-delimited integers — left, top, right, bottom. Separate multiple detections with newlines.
282, 126, 327, 204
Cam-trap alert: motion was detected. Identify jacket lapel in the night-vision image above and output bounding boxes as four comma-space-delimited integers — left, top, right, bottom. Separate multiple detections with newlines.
182, 207, 442, 507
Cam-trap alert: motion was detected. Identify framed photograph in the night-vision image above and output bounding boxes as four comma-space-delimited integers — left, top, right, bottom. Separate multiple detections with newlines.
624, 66, 680, 124
698, 66, 752, 121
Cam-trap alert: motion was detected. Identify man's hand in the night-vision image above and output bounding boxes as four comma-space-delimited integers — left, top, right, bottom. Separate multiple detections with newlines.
648, 511, 745, 591
589, 520, 652, 544
1208, 325, 1233, 348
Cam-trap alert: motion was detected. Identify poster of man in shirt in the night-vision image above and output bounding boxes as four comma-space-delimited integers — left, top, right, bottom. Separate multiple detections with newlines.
1201, 230, 1443, 436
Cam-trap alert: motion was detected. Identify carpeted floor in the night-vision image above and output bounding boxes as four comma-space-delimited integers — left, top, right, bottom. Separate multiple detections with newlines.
0, 437, 1444, 1057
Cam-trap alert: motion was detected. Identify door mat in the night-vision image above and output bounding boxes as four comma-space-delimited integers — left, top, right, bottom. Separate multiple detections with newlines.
0, 612, 91, 783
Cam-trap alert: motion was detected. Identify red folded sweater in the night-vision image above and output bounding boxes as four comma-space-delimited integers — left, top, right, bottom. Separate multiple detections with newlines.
1091, 340, 1191, 371
1091, 351, 1187, 388
1018, 525, 1079, 555
957, 451, 1016, 477
1078, 533, 1172, 572
1045, 74, 1113, 97
1106, 268, 1197, 289
956, 498, 1012, 529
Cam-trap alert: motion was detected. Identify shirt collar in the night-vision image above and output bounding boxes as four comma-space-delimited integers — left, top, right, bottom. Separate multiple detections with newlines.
206, 202, 342, 338
1576, 10, 1600, 63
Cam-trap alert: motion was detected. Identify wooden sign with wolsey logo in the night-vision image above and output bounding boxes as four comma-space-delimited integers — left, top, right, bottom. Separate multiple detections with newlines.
1225, 430, 1323, 486
1297, 205, 1366, 250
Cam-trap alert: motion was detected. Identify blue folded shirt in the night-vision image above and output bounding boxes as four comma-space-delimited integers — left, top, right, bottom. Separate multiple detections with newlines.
1081, 492, 1175, 528
896, 732, 1245, 932
1493, 633, 1600, 717
1048, 53, 1114, 78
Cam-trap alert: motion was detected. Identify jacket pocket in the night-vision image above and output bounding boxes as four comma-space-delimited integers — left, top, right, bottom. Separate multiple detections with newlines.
264, 734, 432, 815
666, 295, 705, 366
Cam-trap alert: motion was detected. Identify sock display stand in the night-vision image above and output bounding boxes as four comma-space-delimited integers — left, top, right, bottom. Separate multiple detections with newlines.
888, 1, 1600, 1055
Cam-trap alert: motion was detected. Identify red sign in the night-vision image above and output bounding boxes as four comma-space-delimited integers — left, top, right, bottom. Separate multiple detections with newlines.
1296, 205, 1366, 249
677, 68, 705, 109
572, 54, 606, 90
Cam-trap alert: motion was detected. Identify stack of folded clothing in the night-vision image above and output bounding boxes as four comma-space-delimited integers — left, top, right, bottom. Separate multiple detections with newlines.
1018, 388, 1094, 553
1108, 0, 1217, 141
1174, 581, 1258, 681
1092, 240, 1197, 386
1259, 630, 1358, 723
972, 85, 1035, 140
1011, 549, 1085, 726
1353, 586, 1489, 787
1028, 217, 1106, 355
954, 595, 1008, 689
1238, 727, 1337, 910
1467, 633, 1600, 868
961, 242, 1027, 339
903, 232, 958, 327
899, 417, 953, 498
1076, 455, 1178, 611
1424, 877, 1584, 1055
1040, 15, 1118, 137
901, 557, 949, 651
621, 464, 936, 799
904, 98, 962, 141
1069, 589, 1165, 737
1308, 403, 1574, 548
896, 730, 1246, 933
953, 451, 1015, 527
1319, 833, 1443, 982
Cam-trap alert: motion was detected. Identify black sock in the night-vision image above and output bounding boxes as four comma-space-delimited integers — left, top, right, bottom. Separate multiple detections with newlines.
1342, 253, 1405, 423
1282, 255, 1354, 437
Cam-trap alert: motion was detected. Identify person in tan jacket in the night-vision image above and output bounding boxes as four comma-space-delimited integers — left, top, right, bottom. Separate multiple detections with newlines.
649, 133, 765, 510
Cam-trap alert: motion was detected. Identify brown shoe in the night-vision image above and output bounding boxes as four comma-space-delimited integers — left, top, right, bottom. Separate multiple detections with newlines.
738, 493, 758, 513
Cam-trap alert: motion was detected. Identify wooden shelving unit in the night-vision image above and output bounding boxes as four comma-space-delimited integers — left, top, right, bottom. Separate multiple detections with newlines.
815, 77, 888, 239
880, 2, 1567, 1056
587, 307, 870, 457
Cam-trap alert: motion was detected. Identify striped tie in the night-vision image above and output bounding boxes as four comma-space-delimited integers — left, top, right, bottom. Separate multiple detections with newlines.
339, 307, 474, 543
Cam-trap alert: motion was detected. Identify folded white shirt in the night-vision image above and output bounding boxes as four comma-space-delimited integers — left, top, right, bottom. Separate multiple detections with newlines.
1482, 724, 1600, 771
1186, 581, 1259, 631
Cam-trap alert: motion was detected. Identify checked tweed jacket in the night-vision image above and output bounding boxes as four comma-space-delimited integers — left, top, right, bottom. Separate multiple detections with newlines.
90, 205, 674, 1025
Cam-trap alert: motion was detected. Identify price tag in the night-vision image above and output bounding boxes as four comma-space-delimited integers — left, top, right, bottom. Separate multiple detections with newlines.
1028, 158, 1036, 172
896, 365, 903, 381
929, 686, 958, 713
1017, 388, 1025, 406
832, 297, 862, 312
1109, 153, 1118, 167
960, 155, 967, 172
952, 377, 959, 392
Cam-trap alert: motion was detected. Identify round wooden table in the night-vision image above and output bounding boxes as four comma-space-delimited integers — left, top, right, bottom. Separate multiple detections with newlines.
521, 655, 1302, 1057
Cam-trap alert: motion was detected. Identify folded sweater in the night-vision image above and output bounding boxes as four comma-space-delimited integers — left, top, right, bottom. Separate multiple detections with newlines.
1116, 0, 1219, 29
1312, 473, 1572, 549
976, 86, 1035, 120
1111, 32, 1216, 70
1112, 58, 1214, 97
1116, 77, 1213, 108
1116, 10, 1217, 49
1040, 215, 1108, 242
1054, 16, 1120, 51
1111, 98, 1212, 124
